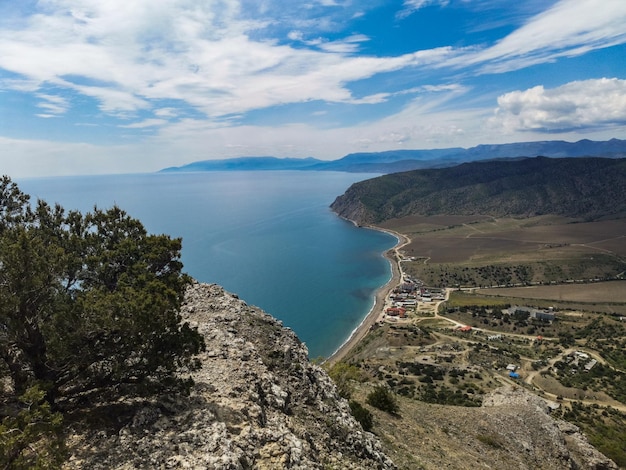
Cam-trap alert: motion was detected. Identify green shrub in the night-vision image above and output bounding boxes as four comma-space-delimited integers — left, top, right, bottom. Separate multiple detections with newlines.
366, 385, 399, 414
0, 386, 66, 469
349, 400, 373, 432
326, 362, 363, 399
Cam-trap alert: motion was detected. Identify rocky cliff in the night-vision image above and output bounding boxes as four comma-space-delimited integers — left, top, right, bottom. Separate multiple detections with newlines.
65, 282, 395, 469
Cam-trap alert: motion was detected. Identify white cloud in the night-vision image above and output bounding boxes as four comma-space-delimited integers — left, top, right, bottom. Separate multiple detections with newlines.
0, 0, 455, 126
397, 0, 450, 19
119, 119, 168, 129
35, 93, 69, 115
287, 30, 304, 41
317, 34, 369, 53
491, 78, 626, 132
453, 0, 626, 73
154, 108, 179, 118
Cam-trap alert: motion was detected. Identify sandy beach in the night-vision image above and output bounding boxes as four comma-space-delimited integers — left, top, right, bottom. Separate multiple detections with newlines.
326, 228, 410, 365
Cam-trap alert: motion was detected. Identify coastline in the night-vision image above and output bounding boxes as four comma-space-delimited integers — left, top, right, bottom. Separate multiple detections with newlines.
326, 225, 410, 365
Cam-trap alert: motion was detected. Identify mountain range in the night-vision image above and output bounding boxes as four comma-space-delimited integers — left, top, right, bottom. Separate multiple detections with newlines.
160, 138, 626, 174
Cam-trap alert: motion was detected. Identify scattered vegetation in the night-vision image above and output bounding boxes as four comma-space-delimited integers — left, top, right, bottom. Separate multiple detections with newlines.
326, 362, 364, 399
557, 402, 626, 468
0, 386, 66, 470
333, 157, 626, 466
476, 433, 503, 449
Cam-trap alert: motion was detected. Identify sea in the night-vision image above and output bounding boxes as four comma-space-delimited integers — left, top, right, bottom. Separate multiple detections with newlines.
17, 171, 397, 358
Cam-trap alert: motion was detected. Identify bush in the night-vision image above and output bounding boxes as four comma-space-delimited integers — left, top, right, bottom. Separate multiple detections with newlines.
366, 385, 399, 414
349, 400, 373, 432
327, 362, 363, 399
0, 386, 66, 469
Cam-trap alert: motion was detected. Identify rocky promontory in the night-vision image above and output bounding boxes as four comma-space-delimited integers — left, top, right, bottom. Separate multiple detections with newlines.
65, 282, 395, 469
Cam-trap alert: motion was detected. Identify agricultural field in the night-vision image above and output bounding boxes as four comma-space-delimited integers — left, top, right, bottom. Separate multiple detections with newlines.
477, 282, 626, 303
383, 214, 626, 261
383, 215, 626, 289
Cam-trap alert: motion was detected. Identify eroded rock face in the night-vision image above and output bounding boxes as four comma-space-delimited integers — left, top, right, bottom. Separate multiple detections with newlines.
480, 387, 617, 470
67, 282, 396, 469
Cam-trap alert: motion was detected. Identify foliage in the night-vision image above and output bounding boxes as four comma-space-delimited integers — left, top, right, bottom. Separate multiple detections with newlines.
559, 402, 626, 468
326, 362, 363, 399
366, 385, 399, 415
0, 176, 205, 405
0, 386, 66, 470
555, 360, 626, 404
335, 157, 626, 223
417, 384, 481, 407
349, 400, 373, 432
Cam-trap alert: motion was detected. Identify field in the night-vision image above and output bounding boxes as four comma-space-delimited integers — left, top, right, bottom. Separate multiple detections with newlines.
381, 215, 626, 289
478, 282, 626, 303
382, 215, 626, 262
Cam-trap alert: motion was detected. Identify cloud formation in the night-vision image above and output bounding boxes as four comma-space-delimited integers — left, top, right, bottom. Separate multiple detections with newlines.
6, 0, 621, 127
459, 0, 626, 73
492, 78, 626, 132
0, 0, 625, 176
0, 0, 460, 124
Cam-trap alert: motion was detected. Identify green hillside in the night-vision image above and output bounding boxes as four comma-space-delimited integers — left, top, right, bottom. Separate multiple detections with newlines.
331, 157, 626, 224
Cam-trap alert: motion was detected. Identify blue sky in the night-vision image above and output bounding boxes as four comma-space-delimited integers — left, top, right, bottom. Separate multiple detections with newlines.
1, 0, 626, 177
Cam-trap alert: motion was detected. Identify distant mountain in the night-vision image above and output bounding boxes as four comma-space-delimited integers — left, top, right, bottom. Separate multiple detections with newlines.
160, 138, 626, 174
160, 156, 324, 172
330, 157, 626, 224
317, 138, 626, 173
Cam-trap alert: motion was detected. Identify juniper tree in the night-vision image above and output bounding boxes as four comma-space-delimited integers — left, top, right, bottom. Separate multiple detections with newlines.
0, 176, 205, 407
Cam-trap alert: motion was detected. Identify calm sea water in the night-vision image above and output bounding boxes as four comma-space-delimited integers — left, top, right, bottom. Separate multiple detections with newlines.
18, 171, 396, 358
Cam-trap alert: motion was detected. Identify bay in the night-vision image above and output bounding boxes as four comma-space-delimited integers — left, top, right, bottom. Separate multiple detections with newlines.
17, 171, 397, 358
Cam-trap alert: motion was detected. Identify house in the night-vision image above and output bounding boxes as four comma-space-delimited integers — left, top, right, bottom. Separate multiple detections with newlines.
584, 359, 598, 371
506, 305, 555, 322
386, 307, 407, 318
533, 310, 556, 321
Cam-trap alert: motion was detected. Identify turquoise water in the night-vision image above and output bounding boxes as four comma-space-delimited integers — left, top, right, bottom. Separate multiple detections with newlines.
18, 171, 396, 358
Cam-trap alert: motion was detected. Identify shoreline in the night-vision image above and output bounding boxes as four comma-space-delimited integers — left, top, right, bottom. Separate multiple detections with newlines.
326, 225, 410, 365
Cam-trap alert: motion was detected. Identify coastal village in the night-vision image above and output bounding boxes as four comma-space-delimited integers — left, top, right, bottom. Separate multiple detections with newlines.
330, 223, 626, 468
359, 235, 614, 400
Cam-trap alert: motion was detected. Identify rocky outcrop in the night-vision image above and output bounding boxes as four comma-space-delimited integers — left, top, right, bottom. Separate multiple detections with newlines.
479, 387, 617, 470
365, 385, 617, 470
66, 282, 395, 469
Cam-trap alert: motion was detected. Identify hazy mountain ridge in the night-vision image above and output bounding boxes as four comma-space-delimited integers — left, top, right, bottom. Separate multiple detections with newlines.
160, 138, 626, 174
160, 156, 324, 172
330, 156, 626, 224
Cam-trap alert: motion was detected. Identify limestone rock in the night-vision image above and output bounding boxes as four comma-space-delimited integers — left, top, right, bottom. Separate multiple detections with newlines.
66, 282, 396, 469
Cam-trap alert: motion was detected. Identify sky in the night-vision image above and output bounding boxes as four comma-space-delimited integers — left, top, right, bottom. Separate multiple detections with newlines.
1, 0, 626, 177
